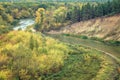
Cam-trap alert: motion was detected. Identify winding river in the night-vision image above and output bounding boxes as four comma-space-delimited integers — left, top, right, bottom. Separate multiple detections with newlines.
14, 19, 120, 61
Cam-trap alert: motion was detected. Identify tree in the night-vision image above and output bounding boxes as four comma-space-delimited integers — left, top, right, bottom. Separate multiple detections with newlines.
35, 8, 45, 31
68, 6, 80, 23
81, 3, 93, 20
95, 4, 104, 17
53, 7, 67, 23
20, 10, 31, 18
11, 9, 20, 19
0, 5, 5, 14
112, 0, 120, 13
6, 14, 14, 23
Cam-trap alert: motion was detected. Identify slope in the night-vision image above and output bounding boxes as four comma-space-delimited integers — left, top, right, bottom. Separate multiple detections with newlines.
49, 14, 120, 41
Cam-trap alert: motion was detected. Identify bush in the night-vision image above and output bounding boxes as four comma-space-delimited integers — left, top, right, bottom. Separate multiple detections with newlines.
62, 33, 70, 36
80, 35, 88, 39
105, 40, 120, 46
62, 33, 88, 39
90, 37, 103, 41
0, 70, 11, 80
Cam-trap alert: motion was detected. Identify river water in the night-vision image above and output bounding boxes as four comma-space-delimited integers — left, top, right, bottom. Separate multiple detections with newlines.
13, 19, 35, 30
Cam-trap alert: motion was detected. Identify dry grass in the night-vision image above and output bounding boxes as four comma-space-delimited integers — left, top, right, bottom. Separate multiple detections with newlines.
49, 14, 120, 41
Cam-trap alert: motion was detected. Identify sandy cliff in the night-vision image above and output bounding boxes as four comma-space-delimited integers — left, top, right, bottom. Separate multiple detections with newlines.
49, 14, 120, 41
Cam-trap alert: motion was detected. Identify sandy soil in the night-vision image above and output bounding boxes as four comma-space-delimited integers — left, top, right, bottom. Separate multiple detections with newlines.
48, 14, 120, 41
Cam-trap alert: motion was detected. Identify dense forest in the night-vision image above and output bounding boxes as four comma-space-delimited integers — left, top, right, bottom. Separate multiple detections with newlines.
0, 0, 120, 33
0, 0, 120, 80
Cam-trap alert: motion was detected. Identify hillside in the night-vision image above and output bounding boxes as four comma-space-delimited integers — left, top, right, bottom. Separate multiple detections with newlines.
49, 14, 120, 41
0, 31, 119, 80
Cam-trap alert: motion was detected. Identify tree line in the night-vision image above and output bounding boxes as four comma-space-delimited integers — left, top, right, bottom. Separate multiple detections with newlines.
0, 0, 120, 33
34, 0, 120, 32
65, 0, 120, 22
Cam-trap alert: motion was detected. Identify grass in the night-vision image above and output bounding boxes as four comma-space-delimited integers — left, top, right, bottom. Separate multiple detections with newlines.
62, 33, 120, 46
62, 33, 88, 39
40, 45, 119, 80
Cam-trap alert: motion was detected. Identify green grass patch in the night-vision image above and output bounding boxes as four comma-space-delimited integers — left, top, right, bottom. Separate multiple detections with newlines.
62, 33, 120, 46
62, 33, 88, 39
39, 45, 119, 80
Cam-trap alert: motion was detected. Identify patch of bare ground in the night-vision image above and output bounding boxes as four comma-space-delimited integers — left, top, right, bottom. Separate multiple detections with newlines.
48, 14, 120, 41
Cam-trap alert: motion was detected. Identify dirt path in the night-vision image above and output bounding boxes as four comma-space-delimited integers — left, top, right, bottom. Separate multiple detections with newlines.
79, 44, 120, 63
47, 34, 120, 64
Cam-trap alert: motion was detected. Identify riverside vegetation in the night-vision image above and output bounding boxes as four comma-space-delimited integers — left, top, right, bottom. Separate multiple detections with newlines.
0, 0, 120, 33
0, 31, 120, 80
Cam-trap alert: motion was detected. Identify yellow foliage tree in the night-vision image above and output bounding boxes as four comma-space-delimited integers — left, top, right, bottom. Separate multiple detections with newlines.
35, 8, 45, 24
53, 7, 67, 23
0, 31, 69, 79
0, 5, 5, 11
6, 14, 13, 23
35, 8, 46, 31
11, 9, 20, 19
0, 70, 12, 80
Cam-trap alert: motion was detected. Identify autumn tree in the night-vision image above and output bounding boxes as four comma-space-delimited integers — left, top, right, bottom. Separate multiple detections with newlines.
53, 7, 67, 23
6, 14, 14, 23
20, 10, 31, 18
11, 9, 20, 19
0, 5, 5, 14
35, 8, 45, 32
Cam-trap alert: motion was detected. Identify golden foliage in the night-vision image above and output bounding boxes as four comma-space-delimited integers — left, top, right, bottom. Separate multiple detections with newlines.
19, 69, 31, 80
0, 31, 69, 79
11, 9, 20, 19
0, 54, 8, 64
0, 5, 4, 11
6, 14, 13, 23
35, 8, 45, 24
0, 70, 12, 80
53, 7, 67, 23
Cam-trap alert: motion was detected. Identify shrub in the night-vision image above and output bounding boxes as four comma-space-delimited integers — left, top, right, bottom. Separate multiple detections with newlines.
0, 70, 11, 80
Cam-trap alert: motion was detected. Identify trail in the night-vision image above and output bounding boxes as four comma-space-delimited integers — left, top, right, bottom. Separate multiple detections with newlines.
79, 44, 120, 63
47, 34, 120, 64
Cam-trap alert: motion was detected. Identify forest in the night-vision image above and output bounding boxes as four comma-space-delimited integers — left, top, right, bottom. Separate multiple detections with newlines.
0, 0, 120, 33
0, 0, 120, 80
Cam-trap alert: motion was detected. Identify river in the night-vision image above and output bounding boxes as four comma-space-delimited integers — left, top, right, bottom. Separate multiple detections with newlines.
13, 19, 120, 60
13, 19, 35, 30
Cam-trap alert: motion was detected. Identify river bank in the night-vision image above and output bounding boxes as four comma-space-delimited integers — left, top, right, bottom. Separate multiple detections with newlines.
13, 19, 120, 61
